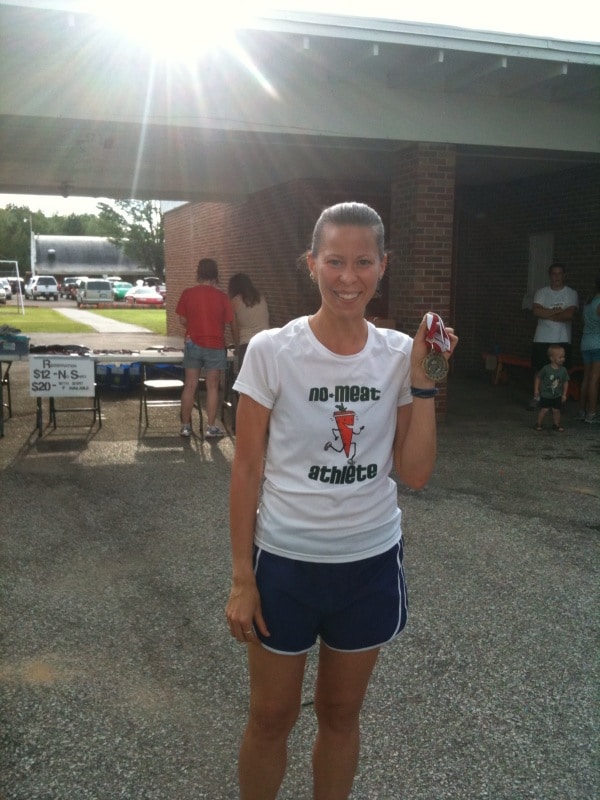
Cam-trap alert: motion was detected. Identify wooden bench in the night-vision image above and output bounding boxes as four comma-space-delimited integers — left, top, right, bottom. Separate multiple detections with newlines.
482, 352, 531, 386
482, 353, 583, 400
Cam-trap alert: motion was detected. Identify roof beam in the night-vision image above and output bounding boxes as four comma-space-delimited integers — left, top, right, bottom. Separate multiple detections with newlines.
446, 56, 507, 91
507, 62, 569, 96
385, 48, 445, 88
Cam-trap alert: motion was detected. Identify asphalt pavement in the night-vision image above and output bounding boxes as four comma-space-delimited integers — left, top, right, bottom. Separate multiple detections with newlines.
0, 328, 598, 800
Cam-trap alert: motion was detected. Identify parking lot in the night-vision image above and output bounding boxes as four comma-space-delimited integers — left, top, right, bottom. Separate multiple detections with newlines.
1, 330, 599, 799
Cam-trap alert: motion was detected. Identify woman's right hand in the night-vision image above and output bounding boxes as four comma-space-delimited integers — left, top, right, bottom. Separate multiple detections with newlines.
226, 578, 270, 643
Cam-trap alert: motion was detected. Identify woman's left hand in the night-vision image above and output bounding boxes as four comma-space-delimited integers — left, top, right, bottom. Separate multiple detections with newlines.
410, 313, 458, 386
226, 578, 270, 644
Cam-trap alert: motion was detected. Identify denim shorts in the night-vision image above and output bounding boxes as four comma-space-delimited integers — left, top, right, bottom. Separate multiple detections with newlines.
252, 540, 408, 655
582, 348, 600, 365
182, 340, 227, 370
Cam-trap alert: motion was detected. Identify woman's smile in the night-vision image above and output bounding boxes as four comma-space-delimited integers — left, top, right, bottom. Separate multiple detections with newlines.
333, 288, 362, 302
308, 223, 386, 319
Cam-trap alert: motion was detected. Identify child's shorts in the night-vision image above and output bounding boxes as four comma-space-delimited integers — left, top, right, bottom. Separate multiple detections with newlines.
538, 396, 562, 409
253, 540, 407, 655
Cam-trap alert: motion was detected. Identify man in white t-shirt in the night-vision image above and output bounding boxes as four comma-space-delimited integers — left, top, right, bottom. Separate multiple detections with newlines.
531, 262, 578, 405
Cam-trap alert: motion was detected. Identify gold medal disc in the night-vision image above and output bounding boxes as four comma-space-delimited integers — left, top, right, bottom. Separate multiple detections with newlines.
422, 350, 449, 381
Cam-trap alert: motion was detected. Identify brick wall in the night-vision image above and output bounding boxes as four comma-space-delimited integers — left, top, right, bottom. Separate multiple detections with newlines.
164, 201, 232, 338
388, 143, 458, 417
163, 159, 598, 416
164, 179, 390, 336
454, 163, 600, 373
164, 171, 451, 417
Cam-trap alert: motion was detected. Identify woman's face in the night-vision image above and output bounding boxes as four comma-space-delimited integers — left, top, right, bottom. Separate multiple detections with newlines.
308, 223, 386, 320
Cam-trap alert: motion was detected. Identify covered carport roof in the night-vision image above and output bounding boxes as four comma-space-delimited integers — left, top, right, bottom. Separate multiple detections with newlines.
33, 234, 143, 277
1, 1, 599, 203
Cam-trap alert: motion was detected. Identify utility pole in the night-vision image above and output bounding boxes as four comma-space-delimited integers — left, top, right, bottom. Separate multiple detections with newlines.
24, 216, 36, 276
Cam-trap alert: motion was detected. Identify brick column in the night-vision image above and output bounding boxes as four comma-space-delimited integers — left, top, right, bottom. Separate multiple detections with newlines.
388, 143, 457, 418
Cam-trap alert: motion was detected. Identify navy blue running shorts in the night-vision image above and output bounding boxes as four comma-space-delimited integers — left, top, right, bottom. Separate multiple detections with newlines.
253, 540, 408, 655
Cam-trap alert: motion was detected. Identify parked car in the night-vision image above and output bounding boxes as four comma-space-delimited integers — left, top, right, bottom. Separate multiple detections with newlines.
0, 284, 6, 304
112, 281, 133, 301
59, 277, 80, 298
76, 278, 113, 307
70, 277, 89, 300
0, 278, 12, 300
25, 275, 59, 300
9, 277, 25, 296
124, 286, 165, 307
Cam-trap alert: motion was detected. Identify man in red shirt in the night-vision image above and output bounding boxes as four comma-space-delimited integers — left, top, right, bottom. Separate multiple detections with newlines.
176, 258, 237, 438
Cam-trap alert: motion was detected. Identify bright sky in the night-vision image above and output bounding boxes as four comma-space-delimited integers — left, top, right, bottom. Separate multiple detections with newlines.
278, 0, 600, 41
0, 195, 113, 217
1, 0, 597, 216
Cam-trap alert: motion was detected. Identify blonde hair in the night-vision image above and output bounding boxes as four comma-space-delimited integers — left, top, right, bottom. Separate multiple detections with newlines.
310, 202, 385, 259
547, 344, 565, 359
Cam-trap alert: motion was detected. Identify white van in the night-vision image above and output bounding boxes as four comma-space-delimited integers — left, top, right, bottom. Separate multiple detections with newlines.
76, 278, 113, 307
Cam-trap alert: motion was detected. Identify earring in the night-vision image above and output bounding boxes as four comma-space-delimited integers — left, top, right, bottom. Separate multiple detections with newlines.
309, 272, 316, 283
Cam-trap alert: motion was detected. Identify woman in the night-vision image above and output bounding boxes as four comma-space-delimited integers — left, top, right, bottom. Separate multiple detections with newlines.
227, 273, 270, 370
226, 202, 457, 800
578, 274, 600, 423
176, 258, 237, 439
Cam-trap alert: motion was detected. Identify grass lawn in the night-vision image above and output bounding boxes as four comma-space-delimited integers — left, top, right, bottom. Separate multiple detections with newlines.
91, 308, 167, 335
0, 305, 167, 335
0, 305, 94, 333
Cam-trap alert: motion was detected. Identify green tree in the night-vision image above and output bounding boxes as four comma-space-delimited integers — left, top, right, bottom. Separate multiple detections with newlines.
45, 213, 107, 236
0, 205, 108, 272
0, 205, 45, 272
97, 200, 165, 279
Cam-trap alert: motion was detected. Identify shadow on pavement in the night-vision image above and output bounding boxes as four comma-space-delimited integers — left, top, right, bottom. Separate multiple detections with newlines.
1, 340, 598, 799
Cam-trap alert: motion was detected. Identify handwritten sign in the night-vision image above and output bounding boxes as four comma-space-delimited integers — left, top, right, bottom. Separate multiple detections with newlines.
29, 355, 96, 397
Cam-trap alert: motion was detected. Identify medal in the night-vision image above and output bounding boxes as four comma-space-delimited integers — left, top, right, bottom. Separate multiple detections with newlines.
422, 350, 449, 381
422, 313, 451, 382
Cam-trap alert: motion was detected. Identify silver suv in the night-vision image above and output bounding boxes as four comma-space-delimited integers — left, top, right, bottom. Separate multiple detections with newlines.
76, 278, 113, 307
26, 275, 59, 300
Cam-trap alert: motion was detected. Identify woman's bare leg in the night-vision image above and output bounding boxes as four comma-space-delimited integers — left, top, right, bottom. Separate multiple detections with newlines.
239, 644, 307, 800
180, 367, 201, 424
204, 368, 222, 428
312, 643, 380, 800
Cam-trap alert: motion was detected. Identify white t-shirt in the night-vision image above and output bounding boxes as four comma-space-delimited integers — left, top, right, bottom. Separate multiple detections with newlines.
533, 285, 578, 343
233, 316, 413, 563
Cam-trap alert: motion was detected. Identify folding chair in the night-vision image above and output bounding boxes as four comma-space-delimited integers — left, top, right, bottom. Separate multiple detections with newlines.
0, 361, 12, 437
48, 385, 102, 429
1, 361, 12, 418
221, 357, 237, 434
139, 363, 184, 428
194, 376, 206, 436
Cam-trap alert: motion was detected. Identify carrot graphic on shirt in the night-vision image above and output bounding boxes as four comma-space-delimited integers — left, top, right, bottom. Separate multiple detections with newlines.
324, 404, 364, 464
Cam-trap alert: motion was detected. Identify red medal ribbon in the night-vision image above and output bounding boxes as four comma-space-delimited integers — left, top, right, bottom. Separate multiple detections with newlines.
425, 313, 451, 353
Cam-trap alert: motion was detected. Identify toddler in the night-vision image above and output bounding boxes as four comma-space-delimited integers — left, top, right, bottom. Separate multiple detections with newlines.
534, 344, 569, 431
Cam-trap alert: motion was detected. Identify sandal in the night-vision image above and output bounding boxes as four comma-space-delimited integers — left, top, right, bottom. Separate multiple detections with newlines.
534, 425, 543, 431
552, 424, 565, 432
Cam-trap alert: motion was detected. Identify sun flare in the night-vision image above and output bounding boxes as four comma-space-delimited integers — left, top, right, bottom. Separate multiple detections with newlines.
93, 0, 272, 65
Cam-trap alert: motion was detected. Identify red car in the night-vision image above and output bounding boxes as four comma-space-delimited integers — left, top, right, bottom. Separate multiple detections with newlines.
124, 286, 165, 307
